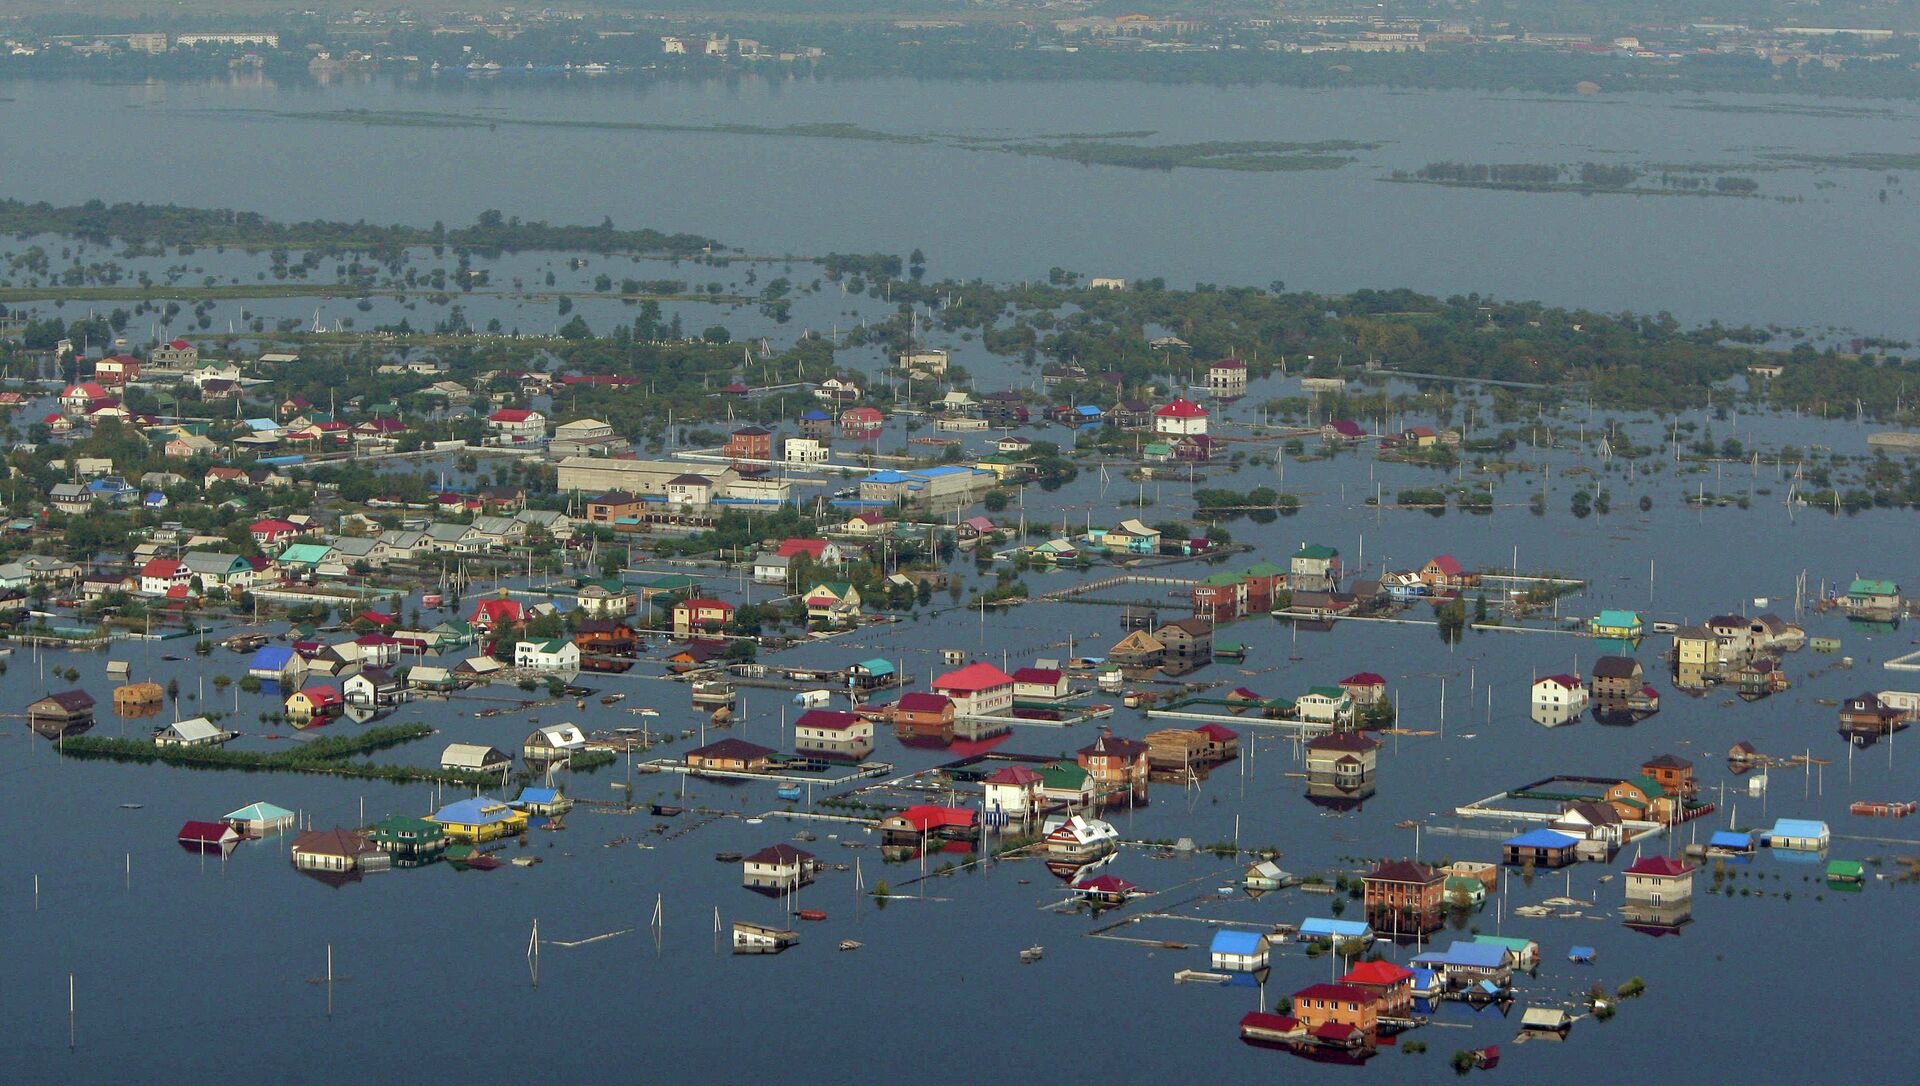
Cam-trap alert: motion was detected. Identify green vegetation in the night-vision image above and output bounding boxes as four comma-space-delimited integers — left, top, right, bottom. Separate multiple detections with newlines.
54, 723, 481, 784
0, 200, 716, 258
1391, 161, 1764, 198
989, 139, 1375, 173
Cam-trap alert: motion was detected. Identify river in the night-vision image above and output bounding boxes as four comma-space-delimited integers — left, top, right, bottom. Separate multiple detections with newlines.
3, 73, 1920, 341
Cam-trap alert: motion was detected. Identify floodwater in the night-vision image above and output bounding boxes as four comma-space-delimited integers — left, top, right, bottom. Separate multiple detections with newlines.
3, 379, 1915, 1081
3, 74, 1920, 341
1, 73, 1917, 1083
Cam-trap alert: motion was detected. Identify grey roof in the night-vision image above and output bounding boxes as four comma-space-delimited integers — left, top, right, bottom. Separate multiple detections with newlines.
426, 522, 474, 543
470, 515, 518, 537
181, 551, 246, 575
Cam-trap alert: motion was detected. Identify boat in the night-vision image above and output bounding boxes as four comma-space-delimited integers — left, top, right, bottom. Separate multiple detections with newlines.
797, 909, 828, 922
775, 785, 803, 801
715, 851, 743, 862
1019, 945, 1044, 963
600, 693, 626, 706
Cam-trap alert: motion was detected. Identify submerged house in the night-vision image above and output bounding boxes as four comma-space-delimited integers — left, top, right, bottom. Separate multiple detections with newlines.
743, 844, 817, 892
428, 796, 529, 842
1210, 930, 1272, 972
223, 801, 296, 836
27, 690, 96, 736
290, 828, 382, 873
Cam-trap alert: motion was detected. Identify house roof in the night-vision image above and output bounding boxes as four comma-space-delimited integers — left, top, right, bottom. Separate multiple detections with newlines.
888, 805, 979, 832
983, 765, 1042, 786
1210, 929, 1268, 955
1432, 941, 1513, 968
1624, 855, 1694, 877
161, 717, 223, 742
1307, 731, 1380, 753
1154, 397, 1207, 418
1643, 753, 1693, 770
746, 843, 815, 865
179, 821, 235, 843
1193, 722, 1238, 741
1340, 672, 1386, 686
1504, 828, 1582, 850
1593, 656, 1640, 678
1293, 543, 1339, 560
1341, 960, 1415, 986
1292, 983, 1376, 1005
895, 692, 953, 714
1768, 818, 1828, 838
292, 827, 375, 857
932, 662, 1014, 692
794, 709, 862, 732
1426, 553, 1464, 575
688, 737, 776, 761
1366, 860, 1437, 884
1010, 667, 1063, 685
224, 801, 293, 823
431, 797, 520, 825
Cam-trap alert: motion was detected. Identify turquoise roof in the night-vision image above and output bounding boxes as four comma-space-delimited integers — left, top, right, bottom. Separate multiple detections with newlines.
1593, 609, 1641, 628
224, 801, 293, 822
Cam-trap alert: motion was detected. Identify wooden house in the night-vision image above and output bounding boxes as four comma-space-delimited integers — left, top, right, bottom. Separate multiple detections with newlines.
27, 690, 96, 736
1077, 729, 1150, 807
366, 815, 450, 864
290, 828, 381, 873
523, 723, 588, 763
687, 737, 776, 774
1641, 753, 1697, 797
1107, 628, 1164, 667
1840, 692, 1908, 739
1591, 656, 1644, 702
1501, 828, 1582, 868
441, 742, 513, 775
891, 692, 956, 743
154, 716, 230, 748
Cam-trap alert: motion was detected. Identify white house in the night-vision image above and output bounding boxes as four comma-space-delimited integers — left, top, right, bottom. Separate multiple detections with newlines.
514, 639, 582, 672
154, 716, 227, 748
1294, 687, 1355, 726
487, 408, 547, 444
1531, 673, 1589, 710
930, 662, 1015, 719
783, 437, 829, 464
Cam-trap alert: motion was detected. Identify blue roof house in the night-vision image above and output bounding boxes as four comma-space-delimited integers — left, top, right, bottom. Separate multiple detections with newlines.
1764, 818, 1829, 851
1411, 940, 1512, 983
1299, 917, 1374, 943
1209, 929, 1271, 972
1502, 827, 1583, 868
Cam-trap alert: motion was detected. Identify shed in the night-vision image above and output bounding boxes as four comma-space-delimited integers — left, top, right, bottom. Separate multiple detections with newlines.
441, 742, 512, 774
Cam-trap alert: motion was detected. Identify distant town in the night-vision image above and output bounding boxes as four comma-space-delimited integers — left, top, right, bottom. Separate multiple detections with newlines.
6, 5, 1920, 95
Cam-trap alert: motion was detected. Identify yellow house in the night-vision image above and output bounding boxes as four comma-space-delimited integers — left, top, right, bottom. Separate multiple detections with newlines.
1672, 625, 1715, 667
428, 797, 530, 842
